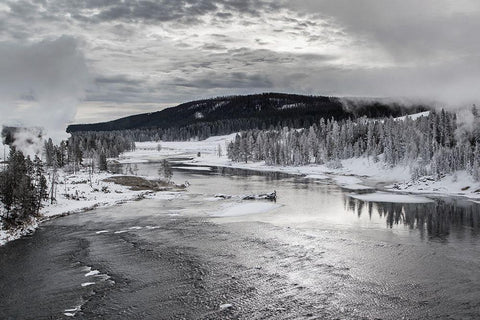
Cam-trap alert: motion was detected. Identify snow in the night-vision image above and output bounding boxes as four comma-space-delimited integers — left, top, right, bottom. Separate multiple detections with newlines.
118, 133, 480, 200
64, 306, 81, 317
1, 167, 179, 246
85, 270, 100, 277
392, 170, 480, 198
40, 169, 151, 219
121, 130, 480, 202
210, 202, 281, 217
118, 133, 237, 164
220, 303, 233, 310
81, 282, 95, 287
280, 103, 304, 110
349, 192, 434, 203
394, 111, 430, 121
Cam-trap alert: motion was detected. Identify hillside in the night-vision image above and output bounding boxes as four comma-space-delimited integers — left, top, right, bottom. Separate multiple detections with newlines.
67, 93, 428, 135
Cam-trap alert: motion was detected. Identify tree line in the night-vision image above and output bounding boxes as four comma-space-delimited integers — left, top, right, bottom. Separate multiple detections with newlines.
226, 108, 480, 181
42, 132, 135, 173
1, 130, 136, 230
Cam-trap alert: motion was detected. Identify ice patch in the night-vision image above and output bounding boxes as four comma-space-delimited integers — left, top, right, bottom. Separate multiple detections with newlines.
114, 230, 128, 234
85, 270, 100, 277
145, 225, 160, 229
81, 282, 95, 287
211, 202, 281, 217
333, 176, 372, 190
349, 192, 434, 203
95, 230, 109, 234
128, 226, 143, 230
220, 303, 233, 310
64, 305, 81, 317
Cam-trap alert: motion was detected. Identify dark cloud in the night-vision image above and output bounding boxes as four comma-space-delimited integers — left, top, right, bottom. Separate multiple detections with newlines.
27, 0, 277, 24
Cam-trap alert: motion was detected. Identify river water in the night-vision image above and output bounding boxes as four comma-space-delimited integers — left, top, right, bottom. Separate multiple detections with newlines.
1, 163, 479, 319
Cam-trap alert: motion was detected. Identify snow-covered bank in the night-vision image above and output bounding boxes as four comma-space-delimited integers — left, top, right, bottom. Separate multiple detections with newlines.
0, 168, 177, 246
120, 134, 480, 200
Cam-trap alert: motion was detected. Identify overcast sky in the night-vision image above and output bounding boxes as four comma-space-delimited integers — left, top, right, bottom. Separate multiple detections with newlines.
1, 0, 480, 127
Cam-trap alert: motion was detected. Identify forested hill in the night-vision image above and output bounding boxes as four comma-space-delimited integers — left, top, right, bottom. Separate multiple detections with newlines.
67, 93, 428, 138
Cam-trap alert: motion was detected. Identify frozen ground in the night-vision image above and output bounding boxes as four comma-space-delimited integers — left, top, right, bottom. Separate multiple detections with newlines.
120, 133, 480, 200
0, 168, 177, 246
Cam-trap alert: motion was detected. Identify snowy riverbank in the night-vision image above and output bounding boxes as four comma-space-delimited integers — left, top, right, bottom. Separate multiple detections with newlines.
0, 168, 177, 246
119, 134, 480, 200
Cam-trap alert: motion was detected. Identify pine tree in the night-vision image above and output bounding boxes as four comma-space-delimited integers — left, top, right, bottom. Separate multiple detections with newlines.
98, 152, 108, 171
159, 159, 173, 181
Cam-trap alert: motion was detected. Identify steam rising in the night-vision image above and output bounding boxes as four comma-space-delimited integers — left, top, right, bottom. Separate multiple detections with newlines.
0, 36, 88, 145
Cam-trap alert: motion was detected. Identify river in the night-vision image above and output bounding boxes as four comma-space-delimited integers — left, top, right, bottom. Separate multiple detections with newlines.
1, 163, 479, 319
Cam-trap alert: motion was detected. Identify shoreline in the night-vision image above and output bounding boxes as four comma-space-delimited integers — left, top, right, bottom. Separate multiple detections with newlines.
120, 136, 480, 201
0, 168, 180, 246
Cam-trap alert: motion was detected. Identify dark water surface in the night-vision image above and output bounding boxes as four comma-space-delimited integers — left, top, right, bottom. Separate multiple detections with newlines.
1, 163, 480, 319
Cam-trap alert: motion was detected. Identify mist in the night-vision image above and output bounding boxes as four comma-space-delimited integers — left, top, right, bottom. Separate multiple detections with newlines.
0, 36, 88, 147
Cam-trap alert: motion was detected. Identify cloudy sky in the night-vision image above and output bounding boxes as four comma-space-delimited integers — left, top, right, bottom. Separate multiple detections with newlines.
1, 0, 480, 128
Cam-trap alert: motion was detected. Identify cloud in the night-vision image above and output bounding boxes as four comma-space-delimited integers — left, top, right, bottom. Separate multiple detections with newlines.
1, 0, 479, 125
173, 72, 274, 89
0, 36, 88, 140
95, 75, 144, 86
290, 0, 480, 61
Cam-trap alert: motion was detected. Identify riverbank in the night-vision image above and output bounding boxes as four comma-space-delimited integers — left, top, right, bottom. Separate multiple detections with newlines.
119, 134, 480, 200
0, 168, 179, 246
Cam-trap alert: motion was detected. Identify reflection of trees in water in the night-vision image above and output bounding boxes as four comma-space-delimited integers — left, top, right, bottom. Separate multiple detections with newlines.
345, 197, 480, 240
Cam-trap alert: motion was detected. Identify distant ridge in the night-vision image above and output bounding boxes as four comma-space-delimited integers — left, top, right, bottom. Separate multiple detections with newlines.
67, 93, 428, 133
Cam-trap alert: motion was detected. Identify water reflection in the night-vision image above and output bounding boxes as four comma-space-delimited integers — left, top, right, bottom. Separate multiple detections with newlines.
111, 161, 480, 242
345, 196, 480, 240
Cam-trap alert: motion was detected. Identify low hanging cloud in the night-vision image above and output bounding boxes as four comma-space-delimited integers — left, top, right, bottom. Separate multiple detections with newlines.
0, 36, 88, 140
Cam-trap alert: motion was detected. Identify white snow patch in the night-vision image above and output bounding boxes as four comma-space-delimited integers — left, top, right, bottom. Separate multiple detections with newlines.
167, 213, 180, 216
394, 111, 430, 121
85, 270, 100, 277
211, 202, 280, 217
349, 192, 434, 203
64, 305, 82, 317
81, 282, 95, 287
390, 170, 480, 199
220, 303, 233, 310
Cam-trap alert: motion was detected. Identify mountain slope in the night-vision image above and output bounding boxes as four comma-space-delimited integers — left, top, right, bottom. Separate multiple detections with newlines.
67, 93, 428, 133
